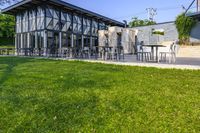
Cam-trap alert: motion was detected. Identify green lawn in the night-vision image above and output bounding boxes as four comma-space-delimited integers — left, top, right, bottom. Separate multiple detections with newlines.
0, 45, 14, 48
0, 57, 200, 132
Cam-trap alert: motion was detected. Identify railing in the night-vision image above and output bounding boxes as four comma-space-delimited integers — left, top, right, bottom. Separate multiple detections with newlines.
0, 47, 125, 61
0, 48, 15, 56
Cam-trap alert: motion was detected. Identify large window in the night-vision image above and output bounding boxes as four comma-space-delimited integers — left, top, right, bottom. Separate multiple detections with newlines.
92, 37, 98, 47
92, 20, 98, 36
29, 9, 36, 31
30, 32, 35, 48
22, 33, 28, 48
73, 34, 82, 48
16, 13, 22, 33
83, 36, 90, 47
22, 11, 29, 32
37, 31, 44, 48
83, 17, 91, 35
16, 34, 21, 48
73, 14, 82, 34
61, 11, 72, 32
47, 31, 54, 48
99, 22, 107, 30
37, 6, 45, 30
62, 33, 71, 48
46, 6, 60, 30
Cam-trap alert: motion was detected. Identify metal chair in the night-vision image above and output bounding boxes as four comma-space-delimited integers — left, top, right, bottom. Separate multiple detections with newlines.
159, 43, 177, 63
136, 45, 152, 62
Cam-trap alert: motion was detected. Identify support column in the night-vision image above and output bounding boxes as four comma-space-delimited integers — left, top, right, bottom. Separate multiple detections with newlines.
27, 33, 30, 48
70, 33, 74, 58
71, 33, 74, 47
35, 32, 38, 49
90, 36, 93, 48
44, 30, 47, 56
59, 32, 62, 57
82, 35, 84, 48
21, 34, 23, 55
15, 34, 17, 55
27, 33, 30, 56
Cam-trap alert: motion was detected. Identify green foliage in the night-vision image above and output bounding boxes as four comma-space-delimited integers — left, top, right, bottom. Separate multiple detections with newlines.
152, 31, 165, 35
129, 17, 156, 27
0, 13, 15, 38
175, 13, 197, 45
0, 57, 200, 132
0, 37, 14, 46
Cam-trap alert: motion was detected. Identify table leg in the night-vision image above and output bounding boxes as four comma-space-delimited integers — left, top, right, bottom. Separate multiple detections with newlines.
156, 47, 159, 63
151, 46, 154, 61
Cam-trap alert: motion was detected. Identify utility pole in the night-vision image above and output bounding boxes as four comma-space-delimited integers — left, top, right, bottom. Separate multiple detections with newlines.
146, 8, 157, 21
197, 0, 200, 12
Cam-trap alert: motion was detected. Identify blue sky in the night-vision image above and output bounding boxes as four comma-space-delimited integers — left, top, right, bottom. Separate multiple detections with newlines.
1, 0, 194, 23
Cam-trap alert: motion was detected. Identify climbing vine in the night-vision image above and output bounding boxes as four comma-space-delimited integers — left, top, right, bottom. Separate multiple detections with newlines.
175, 13, 197, 45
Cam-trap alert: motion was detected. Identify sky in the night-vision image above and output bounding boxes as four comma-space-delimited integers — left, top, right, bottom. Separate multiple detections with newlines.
0, 0, 195, 23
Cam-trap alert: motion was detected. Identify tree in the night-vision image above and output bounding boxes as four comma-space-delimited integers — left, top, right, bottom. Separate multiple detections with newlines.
0, 13, 15, 37
175, 13, 197, 45
129, 17, 156, 27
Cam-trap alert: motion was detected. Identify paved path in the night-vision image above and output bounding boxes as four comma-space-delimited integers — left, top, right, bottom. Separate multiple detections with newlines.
1, 53, 200, 70
59, 55, 200, 70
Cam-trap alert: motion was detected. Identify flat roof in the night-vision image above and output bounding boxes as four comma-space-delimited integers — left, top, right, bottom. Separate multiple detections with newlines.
186, 12, 200, 20
1, 0, 124, 27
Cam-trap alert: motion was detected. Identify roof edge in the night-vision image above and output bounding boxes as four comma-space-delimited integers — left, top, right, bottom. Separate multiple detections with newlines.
1, 0, 124, 26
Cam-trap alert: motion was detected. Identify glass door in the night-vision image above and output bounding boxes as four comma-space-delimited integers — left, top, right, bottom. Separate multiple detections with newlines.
73, 34, 82, 48
47, 31, 59, 56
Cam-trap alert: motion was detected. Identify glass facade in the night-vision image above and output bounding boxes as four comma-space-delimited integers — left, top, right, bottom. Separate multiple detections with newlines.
61, 11, 72, 32
46, 6, 60, 30
83, 17, 91, 35
73, 14, 82, 34
37, 6, 45, 30
62, 33, 71, 48
14, 4, 116, 55
29, 9, 36, 31
92, 19, 98, 36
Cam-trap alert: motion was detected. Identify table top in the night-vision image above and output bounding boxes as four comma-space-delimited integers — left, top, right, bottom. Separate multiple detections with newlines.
142, 44, 166, 47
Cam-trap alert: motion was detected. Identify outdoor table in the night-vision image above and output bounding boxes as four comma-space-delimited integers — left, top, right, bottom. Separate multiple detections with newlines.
142, 45, 166, 62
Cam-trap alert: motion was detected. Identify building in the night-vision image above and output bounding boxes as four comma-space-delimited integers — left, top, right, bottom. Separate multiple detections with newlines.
186, 0, 200, 43
131, 22, 179, 46
99, 27, 136, 54
2, 0, 124, 55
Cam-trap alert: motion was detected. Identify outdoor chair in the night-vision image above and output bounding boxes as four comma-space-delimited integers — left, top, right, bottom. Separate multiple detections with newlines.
81, 47, 91, 59
159, 43, 177, 63
98, 47, 105, 60
118, 46, 125, 60
136, 45, 152, 62
91, 46, 98, 59
108, 46, 124, 61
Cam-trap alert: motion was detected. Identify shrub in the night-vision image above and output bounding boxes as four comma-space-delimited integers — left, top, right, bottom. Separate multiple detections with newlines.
175, 13, 197, 45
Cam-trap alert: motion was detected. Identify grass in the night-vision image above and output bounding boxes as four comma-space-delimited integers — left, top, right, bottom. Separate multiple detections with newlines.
0, 57, 200, 132
0, 45, 14, 48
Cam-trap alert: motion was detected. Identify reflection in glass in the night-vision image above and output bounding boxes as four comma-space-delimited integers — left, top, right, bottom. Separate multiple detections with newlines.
62, 33, 71, 47
73, 14, 82, 33
46, 6, 59, 30
61, 11, 72, 32
83, 17, 91, 35
83, 36, 90, 47
92, 20, 98, 36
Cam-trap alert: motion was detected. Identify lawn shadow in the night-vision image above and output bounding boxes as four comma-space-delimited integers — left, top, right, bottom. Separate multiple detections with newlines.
0, 57, 34, 86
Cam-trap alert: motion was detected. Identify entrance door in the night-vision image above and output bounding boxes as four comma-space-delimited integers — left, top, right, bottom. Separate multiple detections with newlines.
47, 31, 59, 56
73, 34, 82, 48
